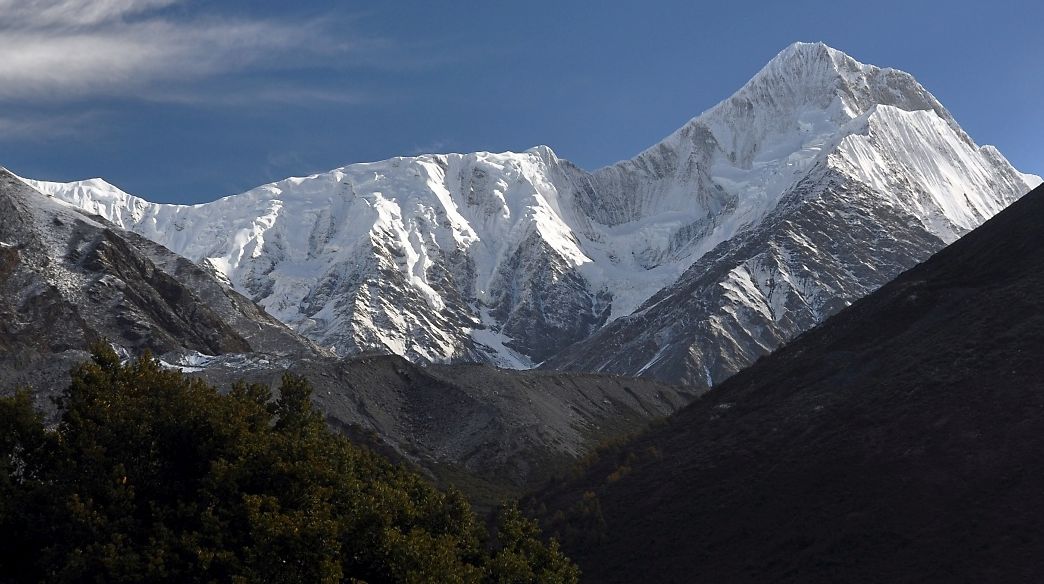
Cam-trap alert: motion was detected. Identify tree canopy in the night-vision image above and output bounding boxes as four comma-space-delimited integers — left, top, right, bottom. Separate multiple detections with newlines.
0, 346, 578, 583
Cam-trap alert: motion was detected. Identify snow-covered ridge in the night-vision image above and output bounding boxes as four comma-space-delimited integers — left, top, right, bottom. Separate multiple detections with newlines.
22, 150, 612, 365
17, 42, 1038, 371
830, 105, 1029, 242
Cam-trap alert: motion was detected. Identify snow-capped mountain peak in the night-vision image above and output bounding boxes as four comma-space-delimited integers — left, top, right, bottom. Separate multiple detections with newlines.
674, 41, 965, 172
18, 43, 1038, 380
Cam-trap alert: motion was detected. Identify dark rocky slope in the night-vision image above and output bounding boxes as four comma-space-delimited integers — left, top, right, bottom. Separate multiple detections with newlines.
0, 170, 322, 360
194, 354, 696, 503
532, 181, 1044, 583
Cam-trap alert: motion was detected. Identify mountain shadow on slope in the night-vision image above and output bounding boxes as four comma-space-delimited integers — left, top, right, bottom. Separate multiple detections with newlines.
530, 181, 1044, 583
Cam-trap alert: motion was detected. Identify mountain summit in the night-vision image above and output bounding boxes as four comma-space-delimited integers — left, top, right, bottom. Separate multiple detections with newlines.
545, 42, 1038, 383
22, 43, 1040, 384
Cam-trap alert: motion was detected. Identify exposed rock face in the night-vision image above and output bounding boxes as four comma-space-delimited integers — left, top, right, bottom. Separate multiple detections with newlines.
22, 43, 1041, 384
545, 171, 948, 384
0, 170, 319, 360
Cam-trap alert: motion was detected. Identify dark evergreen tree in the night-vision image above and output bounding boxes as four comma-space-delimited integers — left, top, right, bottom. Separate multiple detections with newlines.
0, 345, 578, 583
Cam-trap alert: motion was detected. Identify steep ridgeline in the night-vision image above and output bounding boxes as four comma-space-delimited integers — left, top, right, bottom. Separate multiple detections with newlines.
543, 45, 1040, 384
532, 181, 1044, 584
26, 43, 1040, 384
0, 168, 696, 495
0, 168, 322, 379
0, 165, 320, 417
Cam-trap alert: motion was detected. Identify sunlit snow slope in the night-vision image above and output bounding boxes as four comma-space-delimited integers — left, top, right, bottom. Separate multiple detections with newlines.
24, 42, 1039, 382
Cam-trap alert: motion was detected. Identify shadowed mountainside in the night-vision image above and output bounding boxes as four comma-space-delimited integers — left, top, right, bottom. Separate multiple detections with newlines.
531, 182, 1044, 583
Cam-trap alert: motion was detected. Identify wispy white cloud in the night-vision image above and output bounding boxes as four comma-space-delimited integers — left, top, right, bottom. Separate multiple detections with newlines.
151, 86, 374, 108
409, 139, 455, 155
0, 0, 178, 28
0, 0, 364, 102
0, 110, 105, 140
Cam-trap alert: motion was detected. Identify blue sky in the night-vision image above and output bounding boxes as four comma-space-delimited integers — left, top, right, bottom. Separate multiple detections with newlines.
0, 0, 1040, 203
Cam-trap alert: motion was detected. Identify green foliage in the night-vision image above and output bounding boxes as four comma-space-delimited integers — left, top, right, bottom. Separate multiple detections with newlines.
486, 505, 579, 584
541, 492, 607, 551
529, 431, 668, 552
0, 345, 578, 583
